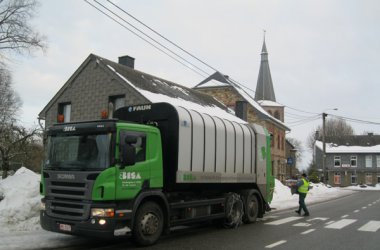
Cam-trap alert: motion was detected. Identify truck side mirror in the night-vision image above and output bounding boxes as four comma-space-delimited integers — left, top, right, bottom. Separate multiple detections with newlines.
120, 135, 137, 168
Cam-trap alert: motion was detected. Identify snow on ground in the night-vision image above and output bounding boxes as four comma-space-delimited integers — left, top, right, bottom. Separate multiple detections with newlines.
270, 179, 358, 211
0, 168, 379, 250
0, 167, 41, 233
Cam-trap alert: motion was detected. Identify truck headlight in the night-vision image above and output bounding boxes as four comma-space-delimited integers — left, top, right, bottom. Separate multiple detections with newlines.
91, 208, 115, 217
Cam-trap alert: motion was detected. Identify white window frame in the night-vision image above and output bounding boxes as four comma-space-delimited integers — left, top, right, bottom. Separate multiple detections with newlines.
365, 155, 373, 168
334, 156, 341, 167
109, 95, 125, 111
350, 156, 357, 167
63, 104, 71, 122
377, 156, 380, 168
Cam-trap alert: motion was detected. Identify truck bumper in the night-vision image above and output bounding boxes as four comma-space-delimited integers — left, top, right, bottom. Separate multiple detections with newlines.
40, 210, 133, 238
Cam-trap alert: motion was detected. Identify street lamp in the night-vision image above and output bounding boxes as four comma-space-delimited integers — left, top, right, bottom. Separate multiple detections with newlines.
322, 108, 338, 184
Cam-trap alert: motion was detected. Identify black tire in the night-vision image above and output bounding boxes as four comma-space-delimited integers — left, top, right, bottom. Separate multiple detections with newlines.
133, 201, 164, 246
242, 191, 259, 224
224, 193, 244, 228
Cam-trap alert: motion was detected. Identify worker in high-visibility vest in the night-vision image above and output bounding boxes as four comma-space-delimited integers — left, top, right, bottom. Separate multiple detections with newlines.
295, 173, 310, 216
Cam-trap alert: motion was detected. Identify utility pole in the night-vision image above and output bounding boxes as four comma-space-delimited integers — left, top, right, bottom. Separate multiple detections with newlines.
322, 112, 327, 184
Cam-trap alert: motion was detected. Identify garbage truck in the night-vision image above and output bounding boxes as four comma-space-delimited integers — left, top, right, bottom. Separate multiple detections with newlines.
40, 102, 274, 246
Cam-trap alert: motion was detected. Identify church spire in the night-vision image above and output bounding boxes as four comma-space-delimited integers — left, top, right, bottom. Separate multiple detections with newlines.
254, 32, 276, 102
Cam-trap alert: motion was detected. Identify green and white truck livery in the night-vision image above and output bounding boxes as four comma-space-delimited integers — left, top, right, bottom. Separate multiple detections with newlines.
40, 102, 274, 245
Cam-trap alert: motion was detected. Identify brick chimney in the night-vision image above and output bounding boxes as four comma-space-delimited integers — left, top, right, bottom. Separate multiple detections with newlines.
118, 55, 135, 69
235, 101, 248, 121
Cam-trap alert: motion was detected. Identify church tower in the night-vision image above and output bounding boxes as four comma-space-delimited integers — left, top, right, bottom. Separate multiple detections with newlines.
255, 33, 288, 182
255, 34, 284, 123
255, 35, 276, 102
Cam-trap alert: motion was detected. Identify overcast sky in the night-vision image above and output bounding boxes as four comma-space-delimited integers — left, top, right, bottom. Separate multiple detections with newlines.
9, 0, 380, 168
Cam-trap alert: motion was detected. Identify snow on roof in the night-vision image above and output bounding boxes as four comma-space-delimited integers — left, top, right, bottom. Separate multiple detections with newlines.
107, 64, 246, 123
227, 78, 290, 130
194, 79, 229, 88
257, 100, 284, 107
315, 140, 380, 153
137, 88, 246, 123
194, 72, 289, 130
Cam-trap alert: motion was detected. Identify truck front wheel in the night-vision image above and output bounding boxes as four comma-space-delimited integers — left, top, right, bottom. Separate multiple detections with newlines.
133, 201, 164, 246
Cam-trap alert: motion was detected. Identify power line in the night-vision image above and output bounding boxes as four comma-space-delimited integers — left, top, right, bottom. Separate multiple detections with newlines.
106, 0, 220, 73
285, 111, 318, 119
93, 0, 211, 76
286, 115, 320, 127
84, 1, 380, 129
329, 114, 380, 126
85, 0, 210, 78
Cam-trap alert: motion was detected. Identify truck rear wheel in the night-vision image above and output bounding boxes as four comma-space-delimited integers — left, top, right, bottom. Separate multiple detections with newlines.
224, 193, 244, 228
242, 191, 259, 223
133, 201, 164, 246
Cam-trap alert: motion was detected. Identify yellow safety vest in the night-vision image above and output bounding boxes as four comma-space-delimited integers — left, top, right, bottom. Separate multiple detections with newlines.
298, 178, 310, 194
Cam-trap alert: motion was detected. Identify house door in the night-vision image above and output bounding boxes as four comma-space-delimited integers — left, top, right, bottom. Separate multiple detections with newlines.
334, 172, 341, 185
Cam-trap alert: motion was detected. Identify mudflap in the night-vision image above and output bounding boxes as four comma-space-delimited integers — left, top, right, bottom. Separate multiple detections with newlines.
265, 202, 272, 212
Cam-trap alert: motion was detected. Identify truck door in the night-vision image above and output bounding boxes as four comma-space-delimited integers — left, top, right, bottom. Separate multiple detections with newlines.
116, 131, 150, 200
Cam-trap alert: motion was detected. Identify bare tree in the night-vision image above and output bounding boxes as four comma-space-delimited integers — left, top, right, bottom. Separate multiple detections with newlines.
287, 137, 304, 165
0, 0, 46, 59
306, 117, 355, 151
0, 0, 46, 178
0, 67, 21, 123
0, 123, 39, 178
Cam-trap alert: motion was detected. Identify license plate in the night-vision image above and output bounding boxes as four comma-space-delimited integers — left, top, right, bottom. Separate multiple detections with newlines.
59, 223, 71, 232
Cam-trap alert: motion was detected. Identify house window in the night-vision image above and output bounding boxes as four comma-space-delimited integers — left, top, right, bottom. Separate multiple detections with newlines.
274, 110, 280, 120
277, 135, 280, 149
109, 95, 125, 112
377, 174, 380, 184
334, 172, 341, 185
58, 102, 71, 122
270, 133, 274, 148
334, 156, 341, 167
365, 155, 372, 168
282, 137, 284, 150
365, 173, 373, 185
351, 173, 357, 185
350, 156, 357, 167
377, 156, 380, 167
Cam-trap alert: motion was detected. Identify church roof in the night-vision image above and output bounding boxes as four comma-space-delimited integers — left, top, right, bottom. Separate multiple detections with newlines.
254, 39, 276, 102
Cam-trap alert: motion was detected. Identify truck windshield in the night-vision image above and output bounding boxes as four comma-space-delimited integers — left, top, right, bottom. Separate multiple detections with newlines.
44, 133, 112, 170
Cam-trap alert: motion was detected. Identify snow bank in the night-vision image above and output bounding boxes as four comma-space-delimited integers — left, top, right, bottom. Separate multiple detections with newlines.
270, 179, 356, 211
0, 167, 42, 232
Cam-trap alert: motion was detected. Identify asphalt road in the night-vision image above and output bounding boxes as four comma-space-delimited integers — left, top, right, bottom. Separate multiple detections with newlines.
58, 190, 380, 250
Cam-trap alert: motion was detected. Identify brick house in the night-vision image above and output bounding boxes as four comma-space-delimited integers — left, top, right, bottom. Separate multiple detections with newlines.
314, 134, 380, 186
193, 39, 290, 182
38, 54, 231, 129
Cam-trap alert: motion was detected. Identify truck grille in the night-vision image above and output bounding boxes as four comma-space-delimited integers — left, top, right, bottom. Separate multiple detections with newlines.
44, 171, 99, 220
